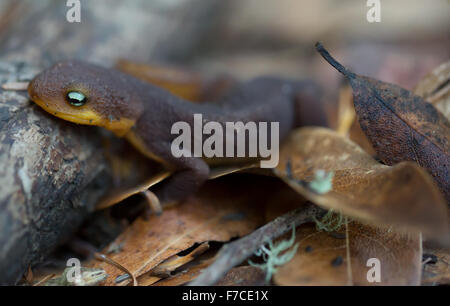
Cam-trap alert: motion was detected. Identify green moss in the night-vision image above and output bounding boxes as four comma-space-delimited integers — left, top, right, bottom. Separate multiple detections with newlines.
309, 170, 334, 194
313, 209, 347, 232
248, 224, 299, 283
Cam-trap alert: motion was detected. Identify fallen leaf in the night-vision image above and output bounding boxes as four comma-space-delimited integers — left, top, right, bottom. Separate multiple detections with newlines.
90, 176, 269, 286
136, 242, 210, 286
150, 242, 210, 278
274, 221, 422, 286
153, 257, 215, 286
275, 127, 448, 236
414, 61, 450, 119
316, 43, 450, 202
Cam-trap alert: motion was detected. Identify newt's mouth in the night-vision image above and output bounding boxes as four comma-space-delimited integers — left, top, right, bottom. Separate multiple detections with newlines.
29, 96, 100, 126
29, 97, 135, 137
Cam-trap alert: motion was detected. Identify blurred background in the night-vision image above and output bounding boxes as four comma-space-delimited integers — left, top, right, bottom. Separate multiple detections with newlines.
0, 0, 448, 285
0, 0, 448, 92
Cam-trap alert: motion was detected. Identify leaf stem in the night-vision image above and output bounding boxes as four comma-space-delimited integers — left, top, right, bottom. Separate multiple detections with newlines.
315, 42, 355, 78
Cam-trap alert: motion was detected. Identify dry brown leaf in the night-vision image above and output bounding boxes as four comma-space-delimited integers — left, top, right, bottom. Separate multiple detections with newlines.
316, 44, 450, 202
150, 242, 210, 278
136, 242, 210, 286
274, 221, 422, 286
275, 127, 448, 236
153, 257, 215, 286
414, 61, 450, 119
91, 177, 267, 286
336, 61, 450, 164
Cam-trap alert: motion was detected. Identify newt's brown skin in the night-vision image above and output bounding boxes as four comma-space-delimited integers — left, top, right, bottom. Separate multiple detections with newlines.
28, 61, 327, 204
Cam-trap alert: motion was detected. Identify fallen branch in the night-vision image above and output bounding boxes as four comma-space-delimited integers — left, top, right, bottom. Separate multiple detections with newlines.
189, 203, 325, 285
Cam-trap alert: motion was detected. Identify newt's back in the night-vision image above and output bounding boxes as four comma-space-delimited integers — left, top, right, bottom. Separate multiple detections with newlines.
203, 76, 326, 140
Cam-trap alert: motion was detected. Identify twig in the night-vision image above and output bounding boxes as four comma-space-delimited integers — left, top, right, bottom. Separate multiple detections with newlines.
94, 253, 138, 286
1, 81, 29, 91
142, 190, 163, 216
189, 203, 325, 286
33, 274, 56, 286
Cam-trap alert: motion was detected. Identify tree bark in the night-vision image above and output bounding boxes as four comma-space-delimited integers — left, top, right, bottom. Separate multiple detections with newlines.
0, 62, 112, 284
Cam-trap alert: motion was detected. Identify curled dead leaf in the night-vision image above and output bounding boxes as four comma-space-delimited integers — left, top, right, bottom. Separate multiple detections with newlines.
316, 43, 450, 202
275, 127, 448, 236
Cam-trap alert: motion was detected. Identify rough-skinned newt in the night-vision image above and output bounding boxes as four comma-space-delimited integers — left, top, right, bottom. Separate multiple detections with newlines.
28, 61, 327, 205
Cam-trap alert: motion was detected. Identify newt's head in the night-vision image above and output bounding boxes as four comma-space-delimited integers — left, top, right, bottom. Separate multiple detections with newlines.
28, 61, 144, 136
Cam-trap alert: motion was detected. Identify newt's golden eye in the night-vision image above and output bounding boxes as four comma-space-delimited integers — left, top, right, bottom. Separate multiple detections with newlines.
67, 91, 87, 107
